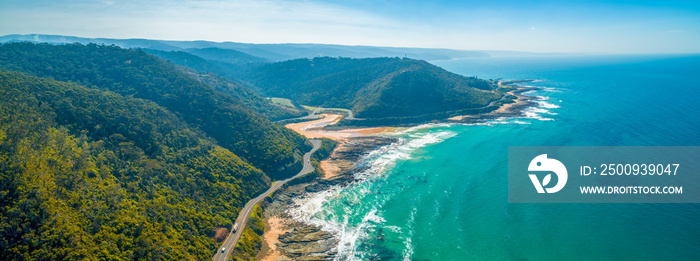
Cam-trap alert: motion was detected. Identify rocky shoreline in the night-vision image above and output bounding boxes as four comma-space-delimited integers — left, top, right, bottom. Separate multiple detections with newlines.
447, 84, 542, 123
258, 136, 398, 261
256, 82, 541, 260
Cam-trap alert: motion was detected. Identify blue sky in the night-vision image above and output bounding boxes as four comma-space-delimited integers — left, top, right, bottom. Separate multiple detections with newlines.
1, 0, 699, 53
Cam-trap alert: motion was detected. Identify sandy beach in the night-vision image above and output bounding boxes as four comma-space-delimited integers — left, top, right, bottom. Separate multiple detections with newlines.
285, 114, 399, 180
284, 114, 391, 141
259, 86, 534, 260
256, 136, 396, 261
257, 217, 290, 261
256, 117, 396, 261
320, 159, 342, 180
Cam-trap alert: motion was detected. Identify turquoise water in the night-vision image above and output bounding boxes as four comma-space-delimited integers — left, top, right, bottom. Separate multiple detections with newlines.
289, 55, 700, 260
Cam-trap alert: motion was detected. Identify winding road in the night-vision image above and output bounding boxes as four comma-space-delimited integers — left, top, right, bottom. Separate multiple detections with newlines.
277, 107, 359, 124
316, 108, 356, 120
213, 139, 322, 261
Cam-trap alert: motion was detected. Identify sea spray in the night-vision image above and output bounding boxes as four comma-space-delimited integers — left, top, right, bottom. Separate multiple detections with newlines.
287, 126, 457, 260
286, 86, 564, 260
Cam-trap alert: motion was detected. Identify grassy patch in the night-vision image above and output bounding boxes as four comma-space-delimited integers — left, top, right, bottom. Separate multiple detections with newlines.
499, 85, 517, 92
318, 108, 349, 117
249, 205, 265, 235
267, 97, 296, 108
302, 105, 319, 111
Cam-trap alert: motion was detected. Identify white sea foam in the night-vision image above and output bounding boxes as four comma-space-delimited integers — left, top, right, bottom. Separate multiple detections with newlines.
389, 123, 452, 136
401, 207, 417, 261
287, 188, 368, 260
511, 86, 563, 122
356, 130, 457, 179
286, 127, 456, 260
541, 86, 561, 92
472, 85, 563, 125
384, 225, 402, 233
537, 100, 560, 109
286, 83, 564, 259
534, 95, 560, 110
523, 107, 555, 121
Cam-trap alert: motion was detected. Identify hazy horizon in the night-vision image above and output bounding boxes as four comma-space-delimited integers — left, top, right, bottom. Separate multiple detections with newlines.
2, 0, 700, 54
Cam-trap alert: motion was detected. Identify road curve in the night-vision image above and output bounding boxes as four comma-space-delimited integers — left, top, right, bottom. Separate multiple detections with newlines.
213, 139, 322, 261
319, 108, 355, 120
276, 107, 360, 124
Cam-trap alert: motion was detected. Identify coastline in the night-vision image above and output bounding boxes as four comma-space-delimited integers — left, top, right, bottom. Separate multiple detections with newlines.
259, 81, 538, 260
258, 136, 398, 260
285, 114, 395, 141
448, 81, 539, 122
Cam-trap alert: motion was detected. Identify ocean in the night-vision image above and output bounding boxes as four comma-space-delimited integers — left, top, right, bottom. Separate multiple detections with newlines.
288, 54, 700, 260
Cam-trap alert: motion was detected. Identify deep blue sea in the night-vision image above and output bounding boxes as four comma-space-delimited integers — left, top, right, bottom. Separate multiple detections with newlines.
289, 55, 700, 260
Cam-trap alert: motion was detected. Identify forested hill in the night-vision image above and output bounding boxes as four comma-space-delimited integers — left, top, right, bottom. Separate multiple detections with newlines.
249, 57, 502, 118
0, 71, 268, 259
142, 49, 304, 120
0, 42, 307, 178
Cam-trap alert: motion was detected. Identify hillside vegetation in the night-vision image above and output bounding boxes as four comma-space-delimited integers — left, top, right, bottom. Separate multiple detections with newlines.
141, 49, 304, 120
0, 40, 505, 260
0, 71, 269, 260
249, 57, 502, 118
193, 72, 305, 120
142, 48, 245, 81
0, 42, 307, 178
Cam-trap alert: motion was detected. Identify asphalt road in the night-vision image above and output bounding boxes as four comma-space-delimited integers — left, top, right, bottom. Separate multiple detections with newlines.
213, 139, 322, 261
318, 108, 356, 120
277, 107, 359, 124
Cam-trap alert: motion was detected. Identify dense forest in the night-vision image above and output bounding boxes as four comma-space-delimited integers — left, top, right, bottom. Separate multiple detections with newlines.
142, 49, 245, 83
142, 48, 268, 91
140, 46, 506, 121
138, 45, 506, 121
249, 57, 503, 118
0, 42, 308, 178
0, 71, 270, 259
143, 49, 304, 120
0, 40, 502, 259
183, 70, 305, 121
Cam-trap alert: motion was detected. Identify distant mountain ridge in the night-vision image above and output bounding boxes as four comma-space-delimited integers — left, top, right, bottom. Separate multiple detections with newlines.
0, 34, 490, 61
0, 36, 512, 259
0, 34, 519, 123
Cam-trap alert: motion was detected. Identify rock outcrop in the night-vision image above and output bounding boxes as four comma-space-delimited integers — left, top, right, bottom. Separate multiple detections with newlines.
260, 136, 398, 260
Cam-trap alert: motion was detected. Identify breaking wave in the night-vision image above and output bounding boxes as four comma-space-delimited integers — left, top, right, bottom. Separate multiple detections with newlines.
287, 126, 456, 260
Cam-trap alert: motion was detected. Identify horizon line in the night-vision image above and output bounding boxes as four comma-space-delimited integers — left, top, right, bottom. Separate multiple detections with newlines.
2, 33, 699, 56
